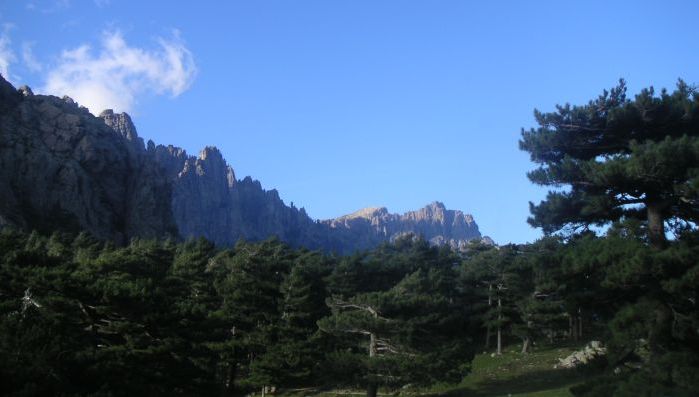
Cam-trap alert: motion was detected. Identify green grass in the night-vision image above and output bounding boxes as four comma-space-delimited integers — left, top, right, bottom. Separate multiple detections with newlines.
422, 343, 591, 397
281, 343, 596, 397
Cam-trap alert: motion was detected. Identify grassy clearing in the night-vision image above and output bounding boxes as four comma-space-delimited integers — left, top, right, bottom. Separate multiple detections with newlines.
421, 343, 589, 397
281, 343, 594, 397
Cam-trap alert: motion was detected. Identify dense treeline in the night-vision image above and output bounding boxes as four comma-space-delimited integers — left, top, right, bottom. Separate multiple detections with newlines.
3, 226, 698, 396
1, 80, 698, 396
0, 231, 481, 396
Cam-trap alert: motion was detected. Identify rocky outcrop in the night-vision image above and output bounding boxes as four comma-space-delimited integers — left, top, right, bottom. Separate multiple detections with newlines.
323, 202, 482, 252
0, 75, 487, 252
100, 109, 144, 154
0, 75, 177, 242
555, 341, 606, 369
149, 143, 340, 250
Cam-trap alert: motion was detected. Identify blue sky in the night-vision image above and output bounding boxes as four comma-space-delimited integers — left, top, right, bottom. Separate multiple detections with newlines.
1, 0, 698, 244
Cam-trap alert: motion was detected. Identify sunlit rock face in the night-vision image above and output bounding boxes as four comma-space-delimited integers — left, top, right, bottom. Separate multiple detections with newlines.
323, 202, 482, 252
0, 75, 487, 252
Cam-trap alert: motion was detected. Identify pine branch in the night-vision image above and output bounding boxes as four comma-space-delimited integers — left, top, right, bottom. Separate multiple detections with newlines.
328, 297, 390, 321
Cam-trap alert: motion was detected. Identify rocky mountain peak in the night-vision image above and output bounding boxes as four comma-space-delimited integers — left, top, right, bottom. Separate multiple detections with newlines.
416, 201, 448, 222
99, 110, 140, 145
199, 146, 224, 162
18, 85, 33, 97
191, 146, 228, 178
62, 95, 77, 106
337, 206, 389, 221
428, 201, 447, 210
323, 202, 482, 252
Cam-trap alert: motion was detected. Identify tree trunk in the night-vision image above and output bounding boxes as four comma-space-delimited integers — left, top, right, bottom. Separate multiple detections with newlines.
497, 326, 502, 355
368, 332, 378, 395
578, 308, 583, 340
649, 302, 672, 358
367, 312, 378, 397
646, 200, 672, 358
222, 364, 236, 397
646, 201, 667, 249
367, 383, 378, 397
496, 297, 502, 355
521, 337, 530, 354
485, 284, 492, 349
569, 314, 577, 341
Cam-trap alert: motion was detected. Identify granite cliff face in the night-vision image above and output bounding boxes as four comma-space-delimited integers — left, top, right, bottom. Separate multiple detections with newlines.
149, 143, 336, 250
0, 75, 486, 252
323, 202, 482, 252
0, 76, 177, 242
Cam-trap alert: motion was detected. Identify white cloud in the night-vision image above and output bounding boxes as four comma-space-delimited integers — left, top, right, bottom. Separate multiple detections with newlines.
26, 0, 71, 14
22, 41, 42, 73
0, 25, 16, 81
42, 30, 197, 114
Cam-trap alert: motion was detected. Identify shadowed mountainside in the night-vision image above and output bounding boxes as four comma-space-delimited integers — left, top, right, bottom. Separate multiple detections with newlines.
0, 77, 177, 243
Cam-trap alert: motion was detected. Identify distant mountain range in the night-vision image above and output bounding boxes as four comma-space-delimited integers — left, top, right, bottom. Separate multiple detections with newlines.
0, 75, 488, 253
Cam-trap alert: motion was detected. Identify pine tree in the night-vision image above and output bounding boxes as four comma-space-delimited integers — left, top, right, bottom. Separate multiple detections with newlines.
249, 250, 332, 388
167, 237, 223, 393
520, 80, 699, 248
320, 240, 475, 397
463, 245, 520, 355
211, 238, 293, 394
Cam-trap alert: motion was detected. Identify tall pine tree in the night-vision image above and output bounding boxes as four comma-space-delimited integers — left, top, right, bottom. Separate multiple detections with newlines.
520, 80, 699, 247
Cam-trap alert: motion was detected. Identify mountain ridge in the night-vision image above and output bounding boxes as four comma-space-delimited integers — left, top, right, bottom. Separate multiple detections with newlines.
323, 201, 482, 252
0, 76, 488, 252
